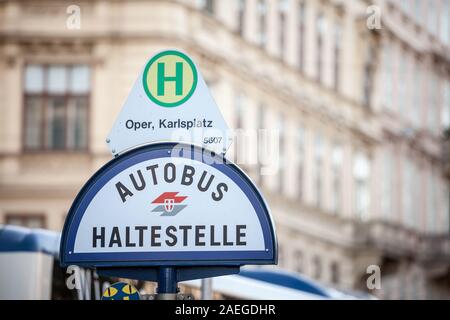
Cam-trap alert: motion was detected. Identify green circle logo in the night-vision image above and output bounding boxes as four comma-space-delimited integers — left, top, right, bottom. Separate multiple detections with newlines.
142, 50, 198, 107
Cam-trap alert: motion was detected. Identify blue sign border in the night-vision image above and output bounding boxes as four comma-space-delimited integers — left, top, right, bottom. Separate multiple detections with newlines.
60, 142, 277, 267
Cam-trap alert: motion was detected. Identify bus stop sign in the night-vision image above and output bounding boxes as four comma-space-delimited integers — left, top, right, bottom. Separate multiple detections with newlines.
60, 143, 277, 268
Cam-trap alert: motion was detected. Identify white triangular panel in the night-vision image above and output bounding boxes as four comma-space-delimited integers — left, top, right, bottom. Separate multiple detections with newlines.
107, 49, 232, 156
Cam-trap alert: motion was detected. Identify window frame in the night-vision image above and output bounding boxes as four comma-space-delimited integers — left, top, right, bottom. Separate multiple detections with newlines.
237, 0, 246, 36
297, 1, 306, 72
278, 0, 289, 60
333, 22, 342, 92
297, 126, 305, 200
330, 143, 343, 214
353, 152, 371, 220
294, 250, 304, 273
330, 261, 340, 285
22, 63, 91, 153
312, 255, 322, 280
257, 0, 267, 48
4, 213, 47, 229
198, 0, 215, 15
314, 134, 324, 209
316, 12, 325, 83
277, 114, 286, 194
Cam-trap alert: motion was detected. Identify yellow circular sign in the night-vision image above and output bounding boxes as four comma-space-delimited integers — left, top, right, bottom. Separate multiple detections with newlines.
142, 50, 198, 107
101, 282, 140, 300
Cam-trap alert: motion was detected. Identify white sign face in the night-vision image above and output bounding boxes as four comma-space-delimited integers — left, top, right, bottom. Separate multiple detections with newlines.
107, 50, 232, 156
61, 143, 276, 267
75, 156, 263, 253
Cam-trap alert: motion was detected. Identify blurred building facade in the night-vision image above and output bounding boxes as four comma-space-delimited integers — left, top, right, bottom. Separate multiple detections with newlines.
0, 0, 449, 299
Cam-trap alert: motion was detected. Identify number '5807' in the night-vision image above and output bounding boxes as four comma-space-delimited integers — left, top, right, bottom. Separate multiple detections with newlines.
203, 137, 222, 144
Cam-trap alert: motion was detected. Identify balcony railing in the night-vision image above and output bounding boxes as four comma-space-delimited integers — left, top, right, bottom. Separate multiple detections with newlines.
365, 220, 450, 262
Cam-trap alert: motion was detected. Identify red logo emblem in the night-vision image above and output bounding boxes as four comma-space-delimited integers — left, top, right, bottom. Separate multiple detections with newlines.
151, 192, 187, 216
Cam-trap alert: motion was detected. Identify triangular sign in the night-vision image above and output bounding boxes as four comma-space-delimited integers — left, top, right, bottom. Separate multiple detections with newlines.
107, 49, 232, 156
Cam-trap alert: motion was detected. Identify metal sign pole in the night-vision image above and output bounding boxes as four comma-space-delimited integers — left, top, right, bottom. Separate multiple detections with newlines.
156, 267, 178, 300
201, 278, 213, 300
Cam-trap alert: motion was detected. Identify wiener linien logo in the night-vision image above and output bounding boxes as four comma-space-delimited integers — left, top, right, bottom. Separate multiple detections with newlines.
151, 192, 187, 216
142, 50, 198, 107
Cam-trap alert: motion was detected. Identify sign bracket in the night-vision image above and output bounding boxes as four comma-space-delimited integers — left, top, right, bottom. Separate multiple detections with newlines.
97, 265, 240, 299
97, 265, 240, 282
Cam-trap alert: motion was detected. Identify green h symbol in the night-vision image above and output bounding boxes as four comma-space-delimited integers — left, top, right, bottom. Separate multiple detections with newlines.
157, 62, 183, 96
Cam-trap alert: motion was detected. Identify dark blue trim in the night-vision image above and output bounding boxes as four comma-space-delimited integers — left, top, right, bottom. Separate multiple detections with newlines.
60, 143, 277, 267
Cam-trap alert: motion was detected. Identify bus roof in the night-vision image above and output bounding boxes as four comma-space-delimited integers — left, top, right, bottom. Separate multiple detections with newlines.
239, 268, 331, 297
0, 225, 60, 257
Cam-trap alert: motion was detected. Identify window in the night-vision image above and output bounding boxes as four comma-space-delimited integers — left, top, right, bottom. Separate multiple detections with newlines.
278, 0, 288, 59
235, 93, 244, 130
316, 13, 325, 83
234, 93, 244, 163
427, 0, 438, 36
442, 183, 450, 233
5, 214, 46, 229
363, 43, 375, 108
297, 2, 306, 71
198, 0, 215, 15
278, 244, 285, 267
412, 56, 422, 127
403, 160, 415, 228
442, 80, 450, 130
398, 47, 408, 114
330, 262, 340, 285
297, 126, 305, 200
331, 144, 343, 214
312, 256, 322, 280
277, 115, 285, 193
441, 0, 449, 44
427, 172, 438, 233
333, 23, 342, 91
428, 72, 439, 133
411, 163, 420, 230
314, 134, 324, 208
257, 104, 266, 186
23, 64, 90, 151
414, 0, 422, 25
383, 44, 393, 109
257, 0, 267, 47
237, 0, 246, 36
353, 152, 371, 220
294, 251, 304, 273
382, 151, 393, 219
400, 0, 409, 13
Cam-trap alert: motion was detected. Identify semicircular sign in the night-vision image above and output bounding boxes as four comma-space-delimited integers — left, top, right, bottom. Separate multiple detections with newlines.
60, 143, 277, 267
